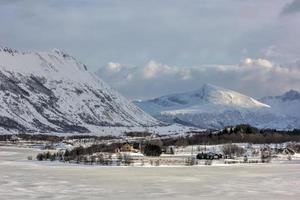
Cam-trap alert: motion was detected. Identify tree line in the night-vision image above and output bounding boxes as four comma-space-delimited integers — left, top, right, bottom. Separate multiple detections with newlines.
162, 125, 300, 146
0, 133, 119, 142
2, 124, 300, 145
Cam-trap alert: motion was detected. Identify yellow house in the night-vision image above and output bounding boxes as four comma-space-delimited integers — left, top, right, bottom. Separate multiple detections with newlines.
120, 144, 134, 152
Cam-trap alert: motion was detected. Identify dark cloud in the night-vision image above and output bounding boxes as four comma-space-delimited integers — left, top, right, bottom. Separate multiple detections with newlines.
281, 0, 300, 15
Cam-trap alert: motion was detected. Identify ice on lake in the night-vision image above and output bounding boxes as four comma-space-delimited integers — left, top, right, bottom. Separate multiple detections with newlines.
0, 146, 299, 200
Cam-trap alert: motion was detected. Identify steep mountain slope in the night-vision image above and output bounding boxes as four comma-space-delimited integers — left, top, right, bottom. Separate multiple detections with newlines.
0, 47, 159, 134
134, 84, 300, 129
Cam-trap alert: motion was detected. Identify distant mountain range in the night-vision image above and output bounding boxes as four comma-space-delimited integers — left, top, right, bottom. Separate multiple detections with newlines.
0, 47, 159, 134
134, 84, 300, 129
1, 46, 299, 133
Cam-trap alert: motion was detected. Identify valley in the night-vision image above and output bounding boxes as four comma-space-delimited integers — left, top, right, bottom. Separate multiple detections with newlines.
0, 146, 300, 200
1, 1, 300, 199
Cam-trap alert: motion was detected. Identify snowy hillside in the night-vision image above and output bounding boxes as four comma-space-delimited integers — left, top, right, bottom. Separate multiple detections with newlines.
134, 84, 300, 129
135, 84, 269, 115
260, 90, 300, 119
0, 47, 160, 134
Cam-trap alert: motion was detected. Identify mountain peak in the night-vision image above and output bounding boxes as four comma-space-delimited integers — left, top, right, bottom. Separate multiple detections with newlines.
0, 46, 89, 80
201, 83, 220, 93
262, 89, 300, 102
52, 48, 67, 55
280, 89, 300, 101
0, 46, 20, 55
134, 84, 300, 129
196, 84, 270, 108
0, 46, 159, 133
51, 48, 75, 60
135, 84, 270, 117
202, 83, 216, 89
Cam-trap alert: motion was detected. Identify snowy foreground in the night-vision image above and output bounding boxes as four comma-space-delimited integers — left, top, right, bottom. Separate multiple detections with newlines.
1, 146, 300, 200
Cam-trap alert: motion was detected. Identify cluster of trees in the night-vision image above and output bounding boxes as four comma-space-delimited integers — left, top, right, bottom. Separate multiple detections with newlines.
36, 151, 64, 161
64, 142, 163, 159
2, 124, 300, 146
66, 135, 119, 140
162, 125, 300, 146
66, 143, 122, 157
287, 143, 300, 153
222, 124, 259, 134
18, 134, 63, 142
36, 147, 139, 165
0, 135, 12, 141
36, 142, 164, 164
35, 147, 100, 162
36, 150, 119, 165
221, 144, 246, 158
124, 131, 152, 137
143, 144, 162, 156
0, 134, 63, 142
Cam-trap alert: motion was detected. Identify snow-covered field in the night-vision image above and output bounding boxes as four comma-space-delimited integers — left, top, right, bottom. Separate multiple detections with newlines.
0, 146, 300, 200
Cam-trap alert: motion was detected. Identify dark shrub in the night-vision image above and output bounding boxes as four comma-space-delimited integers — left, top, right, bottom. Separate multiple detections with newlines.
36, 153, 45, 161
143, 144, 162, 157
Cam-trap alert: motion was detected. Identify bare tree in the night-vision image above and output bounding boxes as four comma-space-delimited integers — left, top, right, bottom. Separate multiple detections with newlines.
222, 144, 246, 158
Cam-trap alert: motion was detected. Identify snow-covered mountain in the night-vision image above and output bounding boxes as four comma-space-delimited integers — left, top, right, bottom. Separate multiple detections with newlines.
134, 84, 300, 129
260, 90, 300, 119
0, 47, 159, 134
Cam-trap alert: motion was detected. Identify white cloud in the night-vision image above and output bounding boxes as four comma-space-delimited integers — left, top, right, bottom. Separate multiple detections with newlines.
1, 0, 296, 71
179, 70, 191, 80
106, 62, 122, 73
96, 58, 300, 100
2, 0, 298, 100
241, 58, 273, 69
142, 60, 192, 80
143, 60, 164, 79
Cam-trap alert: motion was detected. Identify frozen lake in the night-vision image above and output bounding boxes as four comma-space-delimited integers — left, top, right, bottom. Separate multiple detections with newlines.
0, 146, 300, 200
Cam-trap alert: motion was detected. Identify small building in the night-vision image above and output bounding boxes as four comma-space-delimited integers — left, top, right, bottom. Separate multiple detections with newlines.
10, 135, 19, 143
196, 152, 222, 160
282, 148, 295, 155
163, 146, 175, 154
115, 143, 139, 153
121, 144, 134, 152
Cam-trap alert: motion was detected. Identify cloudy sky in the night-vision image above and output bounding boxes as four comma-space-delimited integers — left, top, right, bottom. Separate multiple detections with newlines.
1, 0, 300, 99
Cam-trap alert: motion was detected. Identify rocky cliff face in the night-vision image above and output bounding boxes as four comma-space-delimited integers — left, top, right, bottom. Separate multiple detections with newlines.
0, 47, 159, 134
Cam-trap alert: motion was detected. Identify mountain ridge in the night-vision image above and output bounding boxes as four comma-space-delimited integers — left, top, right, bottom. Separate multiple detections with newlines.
134, 84, 300, 129
134, 84, 270, 115
261, 89, 300, 102
0, 47, 160, 134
